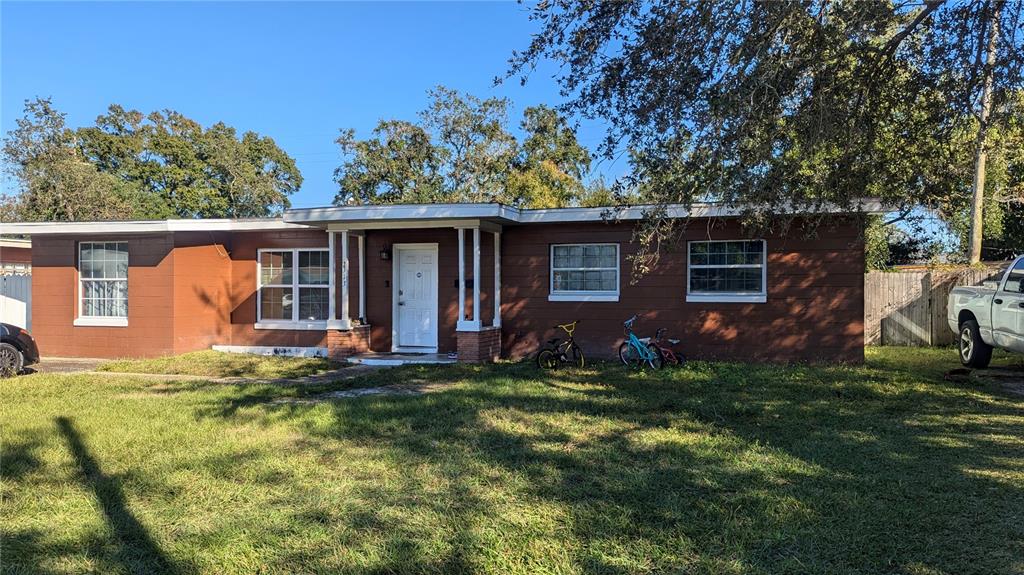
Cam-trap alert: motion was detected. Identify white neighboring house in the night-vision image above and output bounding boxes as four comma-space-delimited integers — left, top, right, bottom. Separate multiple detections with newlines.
0, 238, 32, 330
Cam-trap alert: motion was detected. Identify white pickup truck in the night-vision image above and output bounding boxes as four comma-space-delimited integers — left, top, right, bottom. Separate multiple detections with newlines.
948, 255, 1024, 367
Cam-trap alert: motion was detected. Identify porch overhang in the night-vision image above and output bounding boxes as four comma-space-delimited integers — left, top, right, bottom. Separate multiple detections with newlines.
283, 203, 519, 231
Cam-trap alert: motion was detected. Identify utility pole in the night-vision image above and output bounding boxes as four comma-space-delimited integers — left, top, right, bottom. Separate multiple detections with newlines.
968, 1, 1001, 264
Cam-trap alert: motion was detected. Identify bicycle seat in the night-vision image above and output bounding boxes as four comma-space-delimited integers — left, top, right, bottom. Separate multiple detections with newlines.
667, 338, 681, 346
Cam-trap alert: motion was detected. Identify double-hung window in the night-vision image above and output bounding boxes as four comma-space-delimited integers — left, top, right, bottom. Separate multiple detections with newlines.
257, 249, 330, 329
687, 240, 767, 303
549, 243, 619, 301
77, 242, 129, 326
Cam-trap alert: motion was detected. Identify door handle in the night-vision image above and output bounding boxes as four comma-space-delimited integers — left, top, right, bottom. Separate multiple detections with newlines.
1019, 302, 1024, 309
398, 301, 405, 306
995, 298, 1004, 305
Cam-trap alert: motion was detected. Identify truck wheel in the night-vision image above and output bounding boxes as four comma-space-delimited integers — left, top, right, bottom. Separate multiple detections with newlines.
959, 320, 993, 369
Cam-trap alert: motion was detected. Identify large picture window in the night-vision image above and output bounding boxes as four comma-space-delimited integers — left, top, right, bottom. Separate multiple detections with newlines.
78, 242, 129, 325
257, 248, 330, 328
549, 243, 619, 302
687, 240, 767, 303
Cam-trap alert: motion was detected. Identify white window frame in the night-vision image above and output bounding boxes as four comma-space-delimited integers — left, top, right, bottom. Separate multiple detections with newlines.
74, 241, 129, 327
548, 243, 620, 302
255, 247, 331, 330
686, 239, 767, 303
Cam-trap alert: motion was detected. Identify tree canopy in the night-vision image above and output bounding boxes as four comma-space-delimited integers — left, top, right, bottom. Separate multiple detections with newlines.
333, 86, 602, 208
2, 98, 302, 222
507, 0, 1024, 263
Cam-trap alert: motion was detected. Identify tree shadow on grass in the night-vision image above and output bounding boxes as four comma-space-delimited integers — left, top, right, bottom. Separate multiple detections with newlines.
54, 416, 190, 575
192, 358, 1024, 573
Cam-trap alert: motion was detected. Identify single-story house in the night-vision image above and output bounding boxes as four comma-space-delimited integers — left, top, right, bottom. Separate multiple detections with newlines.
0, 202, 877, 363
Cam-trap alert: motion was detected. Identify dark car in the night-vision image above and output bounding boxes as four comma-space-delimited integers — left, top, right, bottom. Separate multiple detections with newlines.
0, 322, 40, 376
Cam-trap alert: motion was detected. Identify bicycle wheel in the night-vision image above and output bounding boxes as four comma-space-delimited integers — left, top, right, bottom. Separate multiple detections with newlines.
618, 342, 641, 368
569, 343, 586, 368
536, 348, 559, 370
647, 343, 665, 370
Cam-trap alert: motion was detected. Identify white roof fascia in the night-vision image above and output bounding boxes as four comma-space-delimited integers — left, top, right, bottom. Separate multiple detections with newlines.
287, 199, 886, 226
285, 203, 520, 224
0, 219, 308, 235
0, 199, 888, 235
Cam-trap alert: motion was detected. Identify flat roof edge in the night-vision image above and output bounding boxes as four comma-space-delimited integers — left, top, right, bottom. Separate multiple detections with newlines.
0, 219, 308, 235
0, 199, 888, 234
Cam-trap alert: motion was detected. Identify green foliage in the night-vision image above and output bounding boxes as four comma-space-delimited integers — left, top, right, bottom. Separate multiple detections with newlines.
865, 215, 946, 270
420, 86, 519, 203
334, 121, 444, 204
938, 92, 1024, 259
1, 98, 149, 222
3, 98, 302, 221
334, 87, 596, 208
507, 0, 1024, 265
864, 216, 892, 270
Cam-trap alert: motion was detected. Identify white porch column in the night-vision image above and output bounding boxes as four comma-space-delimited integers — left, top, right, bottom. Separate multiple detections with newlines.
329, 229, 352, 330
493, 231, 501, 328
328, 230, 336, 323
472, 227, 481, 326
358, 234, 366, 321
457, 227, 466, 324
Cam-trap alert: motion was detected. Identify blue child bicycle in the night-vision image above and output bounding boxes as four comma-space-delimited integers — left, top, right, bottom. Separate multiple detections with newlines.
619, 314, 664, 370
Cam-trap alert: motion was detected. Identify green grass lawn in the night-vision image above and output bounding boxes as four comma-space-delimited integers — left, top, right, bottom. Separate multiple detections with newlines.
96, 350, 338, 379
3, 347, 1022, 575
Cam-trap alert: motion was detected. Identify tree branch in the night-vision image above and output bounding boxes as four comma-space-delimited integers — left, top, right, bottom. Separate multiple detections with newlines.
881, 0, 946, 57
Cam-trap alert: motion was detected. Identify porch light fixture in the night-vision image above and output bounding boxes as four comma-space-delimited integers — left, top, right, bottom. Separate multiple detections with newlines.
379, 246, 391, 261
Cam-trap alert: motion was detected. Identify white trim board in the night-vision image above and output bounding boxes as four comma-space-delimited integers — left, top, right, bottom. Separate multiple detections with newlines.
211, 345, 328, 358
285, 199, 887, 226
2, 199, 888, 236
0, 218, 310, 235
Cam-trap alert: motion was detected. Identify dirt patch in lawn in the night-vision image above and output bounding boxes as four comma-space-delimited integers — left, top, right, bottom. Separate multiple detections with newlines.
946, 365, 1024, 397
274, 378, 451, 403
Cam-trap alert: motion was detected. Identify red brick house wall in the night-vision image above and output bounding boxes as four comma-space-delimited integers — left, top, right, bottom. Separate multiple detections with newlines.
227, 230, 330, 349
31, 234, 176, 358
500, 218, 864, 363
26, 216, 864, 362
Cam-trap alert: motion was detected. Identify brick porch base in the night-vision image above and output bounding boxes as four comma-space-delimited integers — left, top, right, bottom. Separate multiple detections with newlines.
456, 326, 502, 363
327, 325, 371, 361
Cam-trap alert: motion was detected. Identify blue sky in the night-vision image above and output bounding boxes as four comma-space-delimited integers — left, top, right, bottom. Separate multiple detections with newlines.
1, 1, 622, 208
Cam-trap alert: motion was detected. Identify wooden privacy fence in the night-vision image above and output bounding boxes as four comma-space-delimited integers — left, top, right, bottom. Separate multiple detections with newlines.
0, 273, 31, 330
865, 267, 1001, 347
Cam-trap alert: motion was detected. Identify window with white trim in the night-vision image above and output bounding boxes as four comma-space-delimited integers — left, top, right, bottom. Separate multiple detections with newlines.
258, 249, 330, 326
687, 240, 767, 303
79, 242, 128, 318
549, 243, 619, 301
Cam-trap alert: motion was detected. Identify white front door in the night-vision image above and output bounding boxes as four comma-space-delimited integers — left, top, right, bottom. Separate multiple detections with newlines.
395, 247, 438, 349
